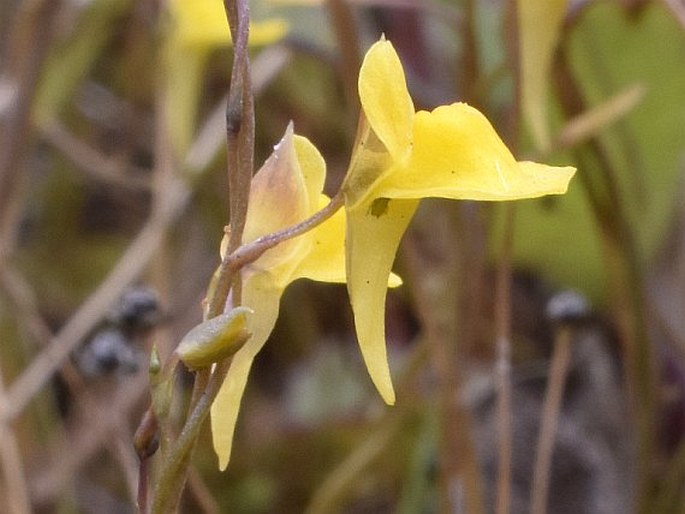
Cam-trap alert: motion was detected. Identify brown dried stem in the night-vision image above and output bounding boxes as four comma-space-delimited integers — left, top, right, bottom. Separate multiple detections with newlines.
0, 368, 31, 514
146, 3, 253, 511
530, 327, 573, 514
222, 0, 254, 262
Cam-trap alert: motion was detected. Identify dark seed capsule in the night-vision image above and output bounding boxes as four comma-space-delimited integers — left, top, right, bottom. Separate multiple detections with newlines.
77, 328, 140, 376
110, 287, 161, 335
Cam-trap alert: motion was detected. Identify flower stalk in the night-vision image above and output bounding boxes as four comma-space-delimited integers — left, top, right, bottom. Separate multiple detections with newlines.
142, 4, 576, 506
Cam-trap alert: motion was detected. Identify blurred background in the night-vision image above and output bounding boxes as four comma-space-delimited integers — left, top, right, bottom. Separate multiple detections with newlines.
1, 0, 684, 512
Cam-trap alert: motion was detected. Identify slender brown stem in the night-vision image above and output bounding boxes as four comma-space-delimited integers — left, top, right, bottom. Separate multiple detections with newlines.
134, 409, 159, 514
530, 327, 573, 514
0, 368, 31, 514
554, 48, 655, 513
146, 2, 327, 510
219, 0, 254, 310
227, 191, 344, 271
223, 0, 254, 257
325, 0, 361, 116
401, 206, 486, 514
147, 191, 345, 511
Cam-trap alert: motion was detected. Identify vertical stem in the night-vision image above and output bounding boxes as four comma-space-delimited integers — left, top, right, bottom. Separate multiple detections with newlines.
553, 49, 655, 513
496, 2, 522, 508
326, 0, 360, 115
402, 208, 485, 514
214, 0, 254, 311
459, 0, 480, 104
0, 368, 31, 514
530, 327, 572, 514
150, 360, 232, 514
223, 0, 254, 257
146, 3, 256, 511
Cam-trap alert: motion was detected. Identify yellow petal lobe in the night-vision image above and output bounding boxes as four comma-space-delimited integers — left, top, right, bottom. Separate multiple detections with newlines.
346, 197, 419, 404
380, 104, 575, 200
343, 114, 395, 207
170, 0, 229, 49
170, 0, 288, 49
293, 135, 326, 210
358, 39, 414, 164
242, 125, 309, 275
292, 195, 347, 283
211, 273, 282, 470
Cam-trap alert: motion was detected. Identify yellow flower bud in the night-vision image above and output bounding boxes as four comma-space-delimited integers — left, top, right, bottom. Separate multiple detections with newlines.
176, 307, 252, 370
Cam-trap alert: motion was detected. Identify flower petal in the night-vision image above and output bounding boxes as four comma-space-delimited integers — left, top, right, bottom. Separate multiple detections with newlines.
358, 39, 414, 164
343, 114, 395, 207
346, 197, 418, 404
293, 135, 326, 211
170, 0, 288, 49
170, 0, 230, 49
379, 103, 575, 200
292, 194, 404, 286
242, 124, 309, 273
292, 195, 347, 283
211, 272, 282, 470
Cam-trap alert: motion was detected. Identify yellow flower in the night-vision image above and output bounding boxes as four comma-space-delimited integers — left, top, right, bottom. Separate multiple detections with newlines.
165, 0, 288, 155
169, 0, 289, 49
342, 39, 576, 405
210, 124, 348, 470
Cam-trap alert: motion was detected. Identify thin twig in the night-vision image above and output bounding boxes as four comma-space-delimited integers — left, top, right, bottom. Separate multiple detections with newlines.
39, 120, 151, 191
229, 192, 344, 273
223, 0, 254, 261
662, 0, 685, 30
325, 0, 361, 115
210, 190, 345, 325
147, 6, 254, 511
0, 368, 31, 514
530, 327, 573, 514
